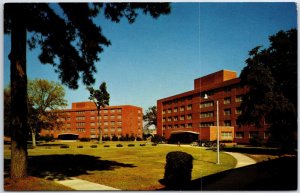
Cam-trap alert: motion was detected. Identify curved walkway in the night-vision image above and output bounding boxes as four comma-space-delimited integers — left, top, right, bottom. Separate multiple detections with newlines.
225, 151, 256, 168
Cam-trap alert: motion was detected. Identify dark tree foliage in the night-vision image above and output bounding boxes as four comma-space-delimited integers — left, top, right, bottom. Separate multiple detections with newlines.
88, 82, 110, 144
4, 2, 170, 179
238, 29, 297, 150
143, 106, 157, 127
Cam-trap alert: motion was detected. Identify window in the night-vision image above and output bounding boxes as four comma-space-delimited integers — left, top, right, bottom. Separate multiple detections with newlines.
187, 105, 192, 110
163, 118, 166, 123
200, 111, 214, 118
76, 122, 85, 127
235, 95, 243, 102
174, 124, 178, 128
117, 109, 122, 113
235, 108, 242, 115
167, 117, 172, 122
117, 115, 122, 119
173, 116, 178, 121
235, 132, 244, 139
91, 122, 95, 126
168, 125, 172, 129
200, 122, 214, 127
224, 120, 231, 126
186, 123, 192, 128
103, 109, 108, 113
180, 124, 185, 128
221, 132, 232, 138
167, 109, 172, 114
110, 115, 115, 119
200, 101, 214, 108
90, 111, 95, 114
173, 108, 178, 113
264, 132, 270, 139
90, 116, 95, 120
90, 128, 96, 132
77, 111, 84, 114
249, 131, 259, 139
65, 123, 70, 127
104, 115, 108, 120
111, 128, 115, 132
224, 97, 231, 104
110, 109, 115, 113
138, 110, 141, 114
187, 114, 192, 120
224, 109, 231, 116
104, 122, 108, 126
163, 125, 166, 130
117, 128, 122, 132
76, 116, 85, 121
77, 128, 85, 132
104, 128, 108, 132
180, 115, 185, 120
111, 122, 115, 126
117, 121, 122, 126
180, 106, 185, 111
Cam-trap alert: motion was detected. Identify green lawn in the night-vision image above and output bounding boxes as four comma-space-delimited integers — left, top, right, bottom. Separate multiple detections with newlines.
4, 141, 237, 190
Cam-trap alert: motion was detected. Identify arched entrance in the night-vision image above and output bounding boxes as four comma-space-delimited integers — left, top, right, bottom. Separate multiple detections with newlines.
57, 133, 79, 140
169, 131, 199, 144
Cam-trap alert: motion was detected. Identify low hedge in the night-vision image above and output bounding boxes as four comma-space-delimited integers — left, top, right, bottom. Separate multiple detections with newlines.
116, 144, 123, 147
60, 145, 70, 149
128, 144, 135, 147
90, 145, 98, 148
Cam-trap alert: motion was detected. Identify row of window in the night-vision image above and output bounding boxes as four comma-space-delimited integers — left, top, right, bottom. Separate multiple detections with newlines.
235, 131, 270, 139
162, 109, 241, 122
162, 120, 233, 129
162, 97, 243, 114
74, 121, 123, 127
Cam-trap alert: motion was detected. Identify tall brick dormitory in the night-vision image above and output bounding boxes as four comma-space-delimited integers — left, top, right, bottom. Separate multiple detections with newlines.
157, 70, 269, 144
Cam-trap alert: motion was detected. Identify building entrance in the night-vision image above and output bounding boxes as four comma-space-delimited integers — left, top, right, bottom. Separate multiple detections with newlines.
169, 131, 199, 144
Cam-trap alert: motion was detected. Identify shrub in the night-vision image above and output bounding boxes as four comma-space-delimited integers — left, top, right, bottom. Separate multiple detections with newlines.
152, 143, 158, 146
116, 144, 123, 147
90, 145, 98, 148
140, 144, 146, 146
39, 134, 54, 142
136, 136, 143, 141
161, 151, 193, 189
79, 138, 90, 142
128, 144, 135, 147
77, 145, 83, 148
104, 145, 110, 147
60, 145, 70, 149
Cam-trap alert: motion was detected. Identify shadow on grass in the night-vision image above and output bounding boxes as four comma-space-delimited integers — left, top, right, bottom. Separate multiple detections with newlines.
222, 147, 295, 155
5, 154, 136, 180
158, 156, 297, 191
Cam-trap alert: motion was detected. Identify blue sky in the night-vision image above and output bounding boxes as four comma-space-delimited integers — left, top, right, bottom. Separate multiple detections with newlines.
3, 2, 297, 111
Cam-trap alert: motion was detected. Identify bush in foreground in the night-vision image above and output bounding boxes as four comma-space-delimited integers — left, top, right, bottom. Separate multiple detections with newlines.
160, 151, 193, 189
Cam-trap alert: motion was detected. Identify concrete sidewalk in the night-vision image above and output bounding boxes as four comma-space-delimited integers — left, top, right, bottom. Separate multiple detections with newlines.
55, 177, 120, 190
225, 152, 256, 168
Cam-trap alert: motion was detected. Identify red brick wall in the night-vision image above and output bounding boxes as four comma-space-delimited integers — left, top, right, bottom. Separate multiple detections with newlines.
157, 70, 269, 144
40, 102, 143, 139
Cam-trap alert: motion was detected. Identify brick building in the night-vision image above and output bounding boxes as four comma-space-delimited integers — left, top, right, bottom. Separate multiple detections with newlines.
157, 70, 269, 144
40, 102, 143, 139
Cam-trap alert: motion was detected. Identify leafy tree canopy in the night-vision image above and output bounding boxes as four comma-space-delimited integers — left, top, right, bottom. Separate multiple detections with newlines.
4, 3, 171, 89
238, 29, 297, 149
143, 106, 157, 128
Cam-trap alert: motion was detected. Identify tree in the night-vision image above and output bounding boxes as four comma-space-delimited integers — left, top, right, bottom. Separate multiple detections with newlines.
4, 86, 11, 137
143, 106, 157, 131
238, 29, 297, 150
4, 3, 170, 179
88, 82, 110, 144
28, 79, 67, 147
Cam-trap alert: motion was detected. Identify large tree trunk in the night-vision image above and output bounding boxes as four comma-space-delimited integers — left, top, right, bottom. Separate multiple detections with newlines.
9, 5, 28, 179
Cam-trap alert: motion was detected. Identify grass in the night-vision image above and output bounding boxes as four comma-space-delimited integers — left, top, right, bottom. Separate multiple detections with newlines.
4, 141, 237, 190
